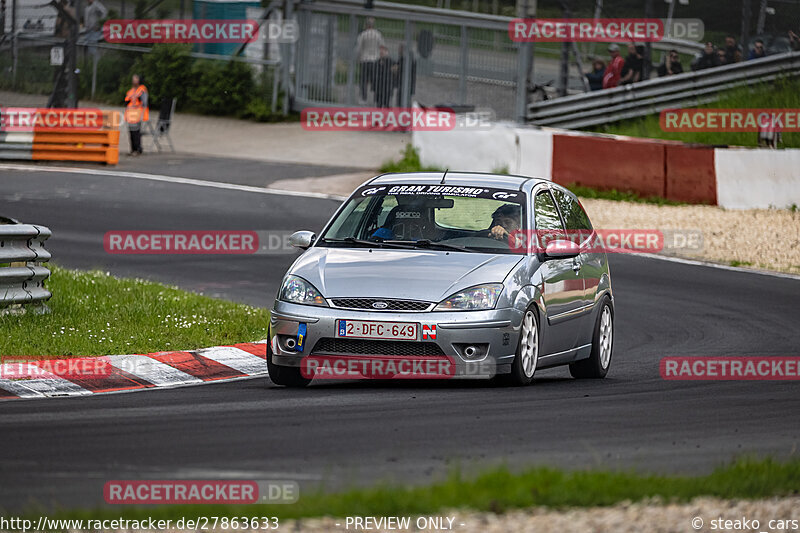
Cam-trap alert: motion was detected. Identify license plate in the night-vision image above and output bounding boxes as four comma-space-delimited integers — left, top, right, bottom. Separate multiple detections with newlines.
336, 320, 418, 340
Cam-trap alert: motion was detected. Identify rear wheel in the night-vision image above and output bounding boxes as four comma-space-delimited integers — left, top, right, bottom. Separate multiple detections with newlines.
267, 342, 311, 387
569, 297, 613, 379
507, 307, 539, 386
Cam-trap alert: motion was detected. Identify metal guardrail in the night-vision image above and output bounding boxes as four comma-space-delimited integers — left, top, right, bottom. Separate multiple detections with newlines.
528, 51, 800, 129
0, 223, 52, 310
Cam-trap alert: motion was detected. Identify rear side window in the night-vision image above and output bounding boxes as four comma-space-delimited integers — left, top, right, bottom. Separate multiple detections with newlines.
534, 191, 564, 231
553, 189, 593, 231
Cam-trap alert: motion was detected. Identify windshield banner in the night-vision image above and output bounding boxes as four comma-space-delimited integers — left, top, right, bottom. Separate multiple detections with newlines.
355, 184, 524, 203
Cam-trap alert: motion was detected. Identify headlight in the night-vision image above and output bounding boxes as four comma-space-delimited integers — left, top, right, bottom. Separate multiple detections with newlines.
279, 275, 328, 307
434, 283, 504, 311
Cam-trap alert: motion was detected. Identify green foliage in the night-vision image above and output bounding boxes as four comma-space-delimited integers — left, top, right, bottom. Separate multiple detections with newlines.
379, 144, 443, 173
189, 59, 255, 116
127, 44, 194, 111
566, 184, 687, 206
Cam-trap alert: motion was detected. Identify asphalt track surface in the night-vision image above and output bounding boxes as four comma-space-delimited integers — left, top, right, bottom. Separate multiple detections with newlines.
1, 167, 799, 512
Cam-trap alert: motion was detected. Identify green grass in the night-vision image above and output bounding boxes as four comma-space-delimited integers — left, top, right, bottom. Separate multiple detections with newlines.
380, 144, 443, 173
39, 458, 800, 521
566, 184, 687, 206
0, 265, 269, 357
592, 79, 800, 148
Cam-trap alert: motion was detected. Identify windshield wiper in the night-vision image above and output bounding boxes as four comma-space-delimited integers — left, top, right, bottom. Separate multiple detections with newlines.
319, 237, 410, 249
387, 239, 469, 252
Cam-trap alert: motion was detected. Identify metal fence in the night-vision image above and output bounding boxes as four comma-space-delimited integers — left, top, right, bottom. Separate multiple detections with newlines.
0, 222, 52, 311
293, 0, 525, 120
528, 51, 800, 129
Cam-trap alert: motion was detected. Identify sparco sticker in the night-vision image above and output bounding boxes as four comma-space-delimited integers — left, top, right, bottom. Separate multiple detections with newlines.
354, 184, 522, 202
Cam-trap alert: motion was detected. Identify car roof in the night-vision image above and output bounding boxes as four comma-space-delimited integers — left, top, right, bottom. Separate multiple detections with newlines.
368, 172, 550, 191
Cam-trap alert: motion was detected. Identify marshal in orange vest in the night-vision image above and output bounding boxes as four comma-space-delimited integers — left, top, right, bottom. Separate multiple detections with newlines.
124, 84, 149, 124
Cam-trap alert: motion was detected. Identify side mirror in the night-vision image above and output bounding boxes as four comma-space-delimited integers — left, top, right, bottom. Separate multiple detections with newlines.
289, 230, 316, 250
544, 239, 580, 259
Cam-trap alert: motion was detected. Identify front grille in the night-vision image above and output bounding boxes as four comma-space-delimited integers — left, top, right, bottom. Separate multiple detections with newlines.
311, 338, 445, 357
331, 298, 432, 312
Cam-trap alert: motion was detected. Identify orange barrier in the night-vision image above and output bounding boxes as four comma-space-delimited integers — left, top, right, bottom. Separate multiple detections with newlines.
0, 109, 120, 165
32, 129, 119, 164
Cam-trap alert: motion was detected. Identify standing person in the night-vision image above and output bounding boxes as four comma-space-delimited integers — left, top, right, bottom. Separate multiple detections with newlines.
657, 50, 684, 77
749, 39, 767, 60
586, 58, 605, 91
83, 0, 107, 57
724, 35, 743, 63
83, 0, 107, 39
394, 42, 417, 106
374, 46, 394, 108
602, 44, 625, 89
124, 74, 148, 155
355, 17, 385, 104
716, 48, 728, 66
619, 43, 643, 85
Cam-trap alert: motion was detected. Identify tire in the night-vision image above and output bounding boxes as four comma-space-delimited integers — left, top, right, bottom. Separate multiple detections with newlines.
569, 296, 614, 379
267, 342, 311, 388
506, 306, 540, 386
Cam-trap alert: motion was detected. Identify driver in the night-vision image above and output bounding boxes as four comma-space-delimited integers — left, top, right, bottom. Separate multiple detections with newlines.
488, 204, 521, 241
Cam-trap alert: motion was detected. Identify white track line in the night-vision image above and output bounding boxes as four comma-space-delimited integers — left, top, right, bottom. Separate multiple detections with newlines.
0, 163, 348, 201
630, 252, 800, 281
3, 163, 797, 280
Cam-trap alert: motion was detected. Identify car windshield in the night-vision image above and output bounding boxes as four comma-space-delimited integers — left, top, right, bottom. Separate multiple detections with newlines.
319, 183, 526, 254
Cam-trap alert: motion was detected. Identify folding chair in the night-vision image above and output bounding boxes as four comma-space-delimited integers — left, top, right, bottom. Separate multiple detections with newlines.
143, 97, 177, 152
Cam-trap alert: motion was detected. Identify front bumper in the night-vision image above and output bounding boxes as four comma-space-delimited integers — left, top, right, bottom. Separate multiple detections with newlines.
269, 301, 523, 377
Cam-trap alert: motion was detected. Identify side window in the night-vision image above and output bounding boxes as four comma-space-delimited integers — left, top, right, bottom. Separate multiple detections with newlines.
553, 189, 593, 231
534, 191, 565, 231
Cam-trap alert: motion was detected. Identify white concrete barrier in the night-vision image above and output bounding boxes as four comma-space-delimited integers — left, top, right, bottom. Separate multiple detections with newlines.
413, 123, 518, 174
413, 122, 554, 179
715, 148, 800, 209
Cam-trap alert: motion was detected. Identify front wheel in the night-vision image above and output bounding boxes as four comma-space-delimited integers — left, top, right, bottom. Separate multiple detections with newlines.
507, 307, 540, 386
267, 343, 311, 387
569, 297, 613, 379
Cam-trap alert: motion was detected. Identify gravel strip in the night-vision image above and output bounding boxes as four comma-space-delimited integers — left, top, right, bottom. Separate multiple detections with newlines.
580, 199, 800, 275
282, 496, 800, 532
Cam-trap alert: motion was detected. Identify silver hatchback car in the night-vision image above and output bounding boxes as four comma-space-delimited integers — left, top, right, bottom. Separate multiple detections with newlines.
268, 172, 614, 386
